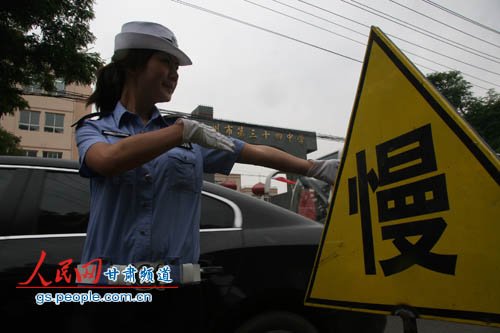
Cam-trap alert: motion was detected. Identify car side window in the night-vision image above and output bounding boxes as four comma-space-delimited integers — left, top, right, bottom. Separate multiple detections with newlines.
200, 194, 235, 229
37, 171, 90, 234
0, 168, 14, 198
0, 168, 16, 235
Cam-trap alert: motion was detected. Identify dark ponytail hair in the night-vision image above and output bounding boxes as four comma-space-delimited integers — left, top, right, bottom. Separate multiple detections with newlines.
87, 49, 157, 114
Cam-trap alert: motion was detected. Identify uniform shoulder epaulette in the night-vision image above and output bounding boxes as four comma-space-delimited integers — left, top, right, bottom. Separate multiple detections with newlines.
160, 113, 189, 126
161, 112, 186, 120
71, 112, 103, 129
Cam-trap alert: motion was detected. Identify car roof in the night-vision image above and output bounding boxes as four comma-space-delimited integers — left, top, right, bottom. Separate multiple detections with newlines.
0, 155, 80, 169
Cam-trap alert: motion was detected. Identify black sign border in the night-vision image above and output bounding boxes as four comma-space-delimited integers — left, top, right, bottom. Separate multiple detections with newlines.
305, 26, 500, 325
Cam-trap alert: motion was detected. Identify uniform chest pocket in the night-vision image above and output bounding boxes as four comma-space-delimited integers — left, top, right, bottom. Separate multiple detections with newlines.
165, 154, 197, 192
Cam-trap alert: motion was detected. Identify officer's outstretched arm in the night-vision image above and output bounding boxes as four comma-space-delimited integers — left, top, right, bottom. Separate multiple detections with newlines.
237, 143, 339, 185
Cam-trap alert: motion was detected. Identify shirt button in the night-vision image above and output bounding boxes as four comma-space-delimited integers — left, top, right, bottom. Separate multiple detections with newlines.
144, 173, 153, 183
142, 201, 150, 208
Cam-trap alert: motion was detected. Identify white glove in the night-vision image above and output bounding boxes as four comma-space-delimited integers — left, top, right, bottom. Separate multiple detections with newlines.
176, 118, 235, 152
306, 159, 340, 184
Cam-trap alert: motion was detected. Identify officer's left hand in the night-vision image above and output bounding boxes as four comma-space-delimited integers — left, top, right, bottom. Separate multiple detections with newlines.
306, 159, 340, 185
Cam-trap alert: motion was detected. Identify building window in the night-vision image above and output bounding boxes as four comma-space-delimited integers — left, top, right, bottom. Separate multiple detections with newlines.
43, 151, 62, 159
23, 150, 38, 157
23, 79, 65, 95
44, 113, 64, 133
54, 79, 65, 93
19, 110, 40, 131
23, 82, 43, 94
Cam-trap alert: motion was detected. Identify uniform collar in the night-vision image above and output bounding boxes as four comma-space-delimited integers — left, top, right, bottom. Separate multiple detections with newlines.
113, 102, 163, 127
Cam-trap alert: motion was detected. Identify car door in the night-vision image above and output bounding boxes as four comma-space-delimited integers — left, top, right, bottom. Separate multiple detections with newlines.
0, 165, 89, 322
1, 166, 89, 280
198, 189, 245, 331
199, 189, 244, 277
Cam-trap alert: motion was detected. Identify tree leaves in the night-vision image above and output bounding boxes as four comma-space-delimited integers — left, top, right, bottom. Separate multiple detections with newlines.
427, 71, 499, 152
0, 0, 103, 115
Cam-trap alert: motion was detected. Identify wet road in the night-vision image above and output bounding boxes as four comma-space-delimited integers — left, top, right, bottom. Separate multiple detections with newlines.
384, 316, 500, 333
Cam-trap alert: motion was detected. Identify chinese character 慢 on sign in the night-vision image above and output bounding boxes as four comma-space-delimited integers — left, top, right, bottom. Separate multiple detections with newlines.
347, 124, 457, 276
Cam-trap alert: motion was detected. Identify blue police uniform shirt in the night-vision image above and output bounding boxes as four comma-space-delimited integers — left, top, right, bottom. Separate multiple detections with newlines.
76, 102, 245, 266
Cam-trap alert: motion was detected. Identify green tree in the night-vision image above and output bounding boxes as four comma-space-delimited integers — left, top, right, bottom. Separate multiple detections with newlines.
0, 0, 103, 116
426, 71, 499, 152
0, 127, 23, 156
465, 90, 500, 152
426, 70, 475, 116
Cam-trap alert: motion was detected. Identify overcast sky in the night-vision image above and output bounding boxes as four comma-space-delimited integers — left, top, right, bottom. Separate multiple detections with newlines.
88, 0, 500, 187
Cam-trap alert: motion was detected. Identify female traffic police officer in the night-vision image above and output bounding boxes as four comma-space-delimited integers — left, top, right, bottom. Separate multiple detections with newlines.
75, 21, 338, 274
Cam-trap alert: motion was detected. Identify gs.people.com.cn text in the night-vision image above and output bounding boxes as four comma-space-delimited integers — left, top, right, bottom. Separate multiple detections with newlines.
35, 290, 152, 305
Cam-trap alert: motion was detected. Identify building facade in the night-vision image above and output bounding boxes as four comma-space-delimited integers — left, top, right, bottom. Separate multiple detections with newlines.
0, 84, 92, 160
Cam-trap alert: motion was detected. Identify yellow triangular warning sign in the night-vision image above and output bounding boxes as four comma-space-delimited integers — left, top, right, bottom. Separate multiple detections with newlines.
305, 26, 500, 327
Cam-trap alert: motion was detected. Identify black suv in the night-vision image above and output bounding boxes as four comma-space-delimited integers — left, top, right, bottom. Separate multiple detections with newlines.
0, 156, 386, 332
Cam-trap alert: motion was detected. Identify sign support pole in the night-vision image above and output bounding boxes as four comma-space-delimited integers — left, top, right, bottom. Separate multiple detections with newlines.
395, 308, 418, 333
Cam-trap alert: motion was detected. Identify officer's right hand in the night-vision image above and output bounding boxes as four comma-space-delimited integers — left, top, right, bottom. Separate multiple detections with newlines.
176, 118, 235, 152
